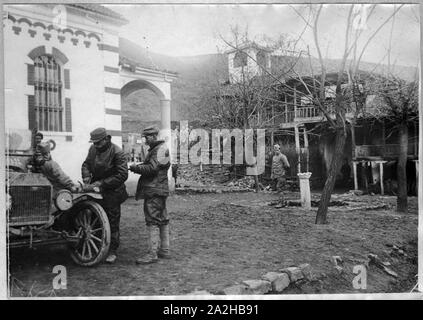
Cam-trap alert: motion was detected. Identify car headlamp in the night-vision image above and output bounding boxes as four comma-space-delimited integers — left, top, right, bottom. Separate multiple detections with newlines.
55, 189, 73, 211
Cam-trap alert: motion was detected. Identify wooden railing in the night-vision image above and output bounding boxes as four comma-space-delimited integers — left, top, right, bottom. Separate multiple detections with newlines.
355, 143, 417, 158
295, 106, 321, 119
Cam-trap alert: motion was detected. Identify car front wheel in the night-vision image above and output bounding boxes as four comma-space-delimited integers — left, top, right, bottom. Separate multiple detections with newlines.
69, 200, 111, 267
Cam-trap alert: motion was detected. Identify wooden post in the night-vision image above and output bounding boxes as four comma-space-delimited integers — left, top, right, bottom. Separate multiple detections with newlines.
351, 122, 357, 159
376, 161, 386, 195
294, 125, 301, 173
270, 129, 274, 149
352, 161, 358, 190
284, 94, 288, 123
303, 127, 309, 172
293, 85, 297, 120
414, 160, 419, 196
361, 161, 368, 193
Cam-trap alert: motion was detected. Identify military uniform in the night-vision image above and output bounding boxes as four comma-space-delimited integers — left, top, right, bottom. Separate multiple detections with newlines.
271, 151, 290, 191
130, 126, 171, 264
81, 128, 128, 257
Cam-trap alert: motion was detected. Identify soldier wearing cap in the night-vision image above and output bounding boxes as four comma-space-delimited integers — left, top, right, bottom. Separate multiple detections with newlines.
82, 127, 129, 264
129, 126, 171, 264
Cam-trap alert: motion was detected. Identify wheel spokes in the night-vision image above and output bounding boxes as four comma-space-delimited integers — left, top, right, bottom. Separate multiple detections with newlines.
90, 215, 99, 228
91, 227, 103, 234
91, 234, 102, 243
88, 239, 99, 255
81, 241, 87, 258
86, 239, 93, 259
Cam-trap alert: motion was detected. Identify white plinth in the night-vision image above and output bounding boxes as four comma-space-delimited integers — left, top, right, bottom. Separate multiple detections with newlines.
297, 172, 312, 209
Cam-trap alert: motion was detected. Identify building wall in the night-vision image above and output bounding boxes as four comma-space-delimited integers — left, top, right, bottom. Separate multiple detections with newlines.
227, 48, 259, 83
4, 4, 122, 181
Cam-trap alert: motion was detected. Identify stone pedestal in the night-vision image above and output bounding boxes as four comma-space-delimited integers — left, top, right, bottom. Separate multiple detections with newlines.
298, 172, 312, 209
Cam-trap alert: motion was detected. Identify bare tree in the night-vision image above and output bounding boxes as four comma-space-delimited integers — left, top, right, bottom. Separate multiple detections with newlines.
291, 4, 404, 223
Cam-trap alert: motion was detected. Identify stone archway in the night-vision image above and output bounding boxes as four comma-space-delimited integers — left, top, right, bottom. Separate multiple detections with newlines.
119, 68, 177, 192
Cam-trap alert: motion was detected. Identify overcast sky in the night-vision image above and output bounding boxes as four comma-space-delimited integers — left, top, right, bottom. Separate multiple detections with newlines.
107, 4, 420, 67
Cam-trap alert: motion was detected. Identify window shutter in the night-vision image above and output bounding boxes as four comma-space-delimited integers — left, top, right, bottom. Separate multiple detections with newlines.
27, 64, 35, 85
65, 98, 72, 132
28, 95, 36, 130
64, 69, 70, 89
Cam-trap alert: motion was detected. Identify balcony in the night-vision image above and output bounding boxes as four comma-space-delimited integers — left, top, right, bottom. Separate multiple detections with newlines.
355, 143, 418, 160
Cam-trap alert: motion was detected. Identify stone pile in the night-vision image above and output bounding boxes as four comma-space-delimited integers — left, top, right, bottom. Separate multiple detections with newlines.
187, 263, 317, 296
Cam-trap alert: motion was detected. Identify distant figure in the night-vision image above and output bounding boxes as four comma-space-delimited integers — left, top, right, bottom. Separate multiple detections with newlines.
271, 144, 290, 192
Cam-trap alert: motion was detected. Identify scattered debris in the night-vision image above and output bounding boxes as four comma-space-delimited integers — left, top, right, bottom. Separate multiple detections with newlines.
368, 254, 398, 278
331, 256, 343, 267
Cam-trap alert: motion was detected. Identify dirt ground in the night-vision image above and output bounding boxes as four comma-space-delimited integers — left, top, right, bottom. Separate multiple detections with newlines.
8, 191, 419, 297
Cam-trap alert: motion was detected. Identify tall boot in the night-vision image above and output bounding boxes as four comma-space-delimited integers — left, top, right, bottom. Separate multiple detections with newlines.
136, 226, 159, 264
158, 224, 171, 259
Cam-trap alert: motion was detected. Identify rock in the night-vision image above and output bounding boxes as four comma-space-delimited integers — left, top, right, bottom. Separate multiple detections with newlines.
299, 263, 314, 280
262, 272, 290, 293
220, 284, 249, 295
242, 280, 271, 294
280, 267, 304, 282
351, 190, 364, 196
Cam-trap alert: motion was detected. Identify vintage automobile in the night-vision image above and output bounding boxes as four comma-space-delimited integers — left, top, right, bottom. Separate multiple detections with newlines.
6, 130, 111, 267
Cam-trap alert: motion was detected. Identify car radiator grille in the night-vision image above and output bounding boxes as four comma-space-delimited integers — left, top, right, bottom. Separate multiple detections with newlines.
8, 186, 51, 226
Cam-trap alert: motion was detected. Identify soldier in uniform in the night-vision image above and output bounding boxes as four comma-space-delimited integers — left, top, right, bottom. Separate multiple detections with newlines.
129, 126, 171, 264
33, 142, 80, 194
81, 128, 129, 264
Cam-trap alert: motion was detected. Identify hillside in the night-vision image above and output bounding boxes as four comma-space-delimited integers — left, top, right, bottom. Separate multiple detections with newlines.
119, 37, 417, 135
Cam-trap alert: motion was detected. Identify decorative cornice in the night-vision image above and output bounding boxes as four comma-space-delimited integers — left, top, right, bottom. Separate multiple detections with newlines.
6, 14, 102, 49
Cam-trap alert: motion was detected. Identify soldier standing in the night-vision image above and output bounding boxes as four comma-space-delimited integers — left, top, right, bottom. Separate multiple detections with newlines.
129, 126, 171, 264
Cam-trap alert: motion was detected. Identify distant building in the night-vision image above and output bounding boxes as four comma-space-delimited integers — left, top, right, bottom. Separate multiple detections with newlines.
223, 42, 419, 193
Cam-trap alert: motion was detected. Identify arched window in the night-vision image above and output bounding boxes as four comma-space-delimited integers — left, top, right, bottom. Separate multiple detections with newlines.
233, 51, 248, 68
33, 55, 63, 131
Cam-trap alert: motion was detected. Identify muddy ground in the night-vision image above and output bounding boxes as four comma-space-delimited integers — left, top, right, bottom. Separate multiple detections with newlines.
8, 191, 418, 297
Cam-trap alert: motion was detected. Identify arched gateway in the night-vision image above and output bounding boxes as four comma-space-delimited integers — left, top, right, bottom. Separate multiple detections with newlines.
119, 61, 178, 192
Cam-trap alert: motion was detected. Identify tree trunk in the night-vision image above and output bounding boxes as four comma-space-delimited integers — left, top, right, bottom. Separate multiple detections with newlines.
397, 122, 408, 213
315, 127, 347, 224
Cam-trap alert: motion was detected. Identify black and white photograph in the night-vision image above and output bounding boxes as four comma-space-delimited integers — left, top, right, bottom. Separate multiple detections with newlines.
0, 1, 421, 300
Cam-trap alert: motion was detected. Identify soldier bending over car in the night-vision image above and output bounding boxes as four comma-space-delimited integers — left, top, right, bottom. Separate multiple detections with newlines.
81, 128, 129, 264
